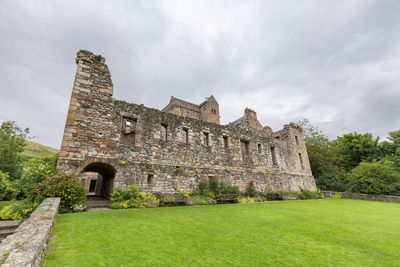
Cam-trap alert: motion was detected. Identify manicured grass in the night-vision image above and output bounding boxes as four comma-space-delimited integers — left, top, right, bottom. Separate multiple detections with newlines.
42, 199, 400, 266
0, 201, 11, 209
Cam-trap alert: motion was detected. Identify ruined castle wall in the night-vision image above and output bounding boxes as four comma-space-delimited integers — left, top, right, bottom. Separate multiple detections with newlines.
56, 50, 316, 195
113, 100, 315, 192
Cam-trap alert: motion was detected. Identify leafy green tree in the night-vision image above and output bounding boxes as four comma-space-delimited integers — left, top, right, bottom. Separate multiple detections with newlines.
0, 121, 30, 180
0, 170, 17, 200
297, 119, 338, 178
346, 161, 400, 195
16, 153, 58, 199
332, 132, 380, 171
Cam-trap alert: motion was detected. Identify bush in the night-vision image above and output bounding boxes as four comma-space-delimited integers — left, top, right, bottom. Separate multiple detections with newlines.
35, 174, 86, 213
300, 189, 322, 199
346, 161, 400, 195
197, 177, 240, 197
110, 186, 159, 209
245, 180, 256, 197
186, 195, 216, 206
0, 171, 17, 201
315, 172, 347, 192
332, 193, 342, 199
16, 154, 58, 199
111, 185, 140, 203
0, 199, 41, 220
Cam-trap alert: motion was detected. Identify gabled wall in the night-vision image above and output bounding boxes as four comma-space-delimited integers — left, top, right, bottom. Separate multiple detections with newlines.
56, 50, 316, 195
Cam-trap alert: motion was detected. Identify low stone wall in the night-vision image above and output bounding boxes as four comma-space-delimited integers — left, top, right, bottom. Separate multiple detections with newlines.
0, 198, 61, 266
323, 191, 400, 203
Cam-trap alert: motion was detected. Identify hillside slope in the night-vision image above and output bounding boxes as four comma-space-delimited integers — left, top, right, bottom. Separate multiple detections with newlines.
22, 140, 59, 159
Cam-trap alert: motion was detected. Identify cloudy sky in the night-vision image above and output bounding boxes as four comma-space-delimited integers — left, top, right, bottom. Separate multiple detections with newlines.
1, 0, 399, 148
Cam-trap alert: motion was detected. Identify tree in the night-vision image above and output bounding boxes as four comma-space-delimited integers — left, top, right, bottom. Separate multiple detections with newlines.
0, 121, 30, 180
297, 119, 337, 178
0, 170, 17, 200
346, 161, 400, 195
332, 132, 380, 171
16, 153, 58, 199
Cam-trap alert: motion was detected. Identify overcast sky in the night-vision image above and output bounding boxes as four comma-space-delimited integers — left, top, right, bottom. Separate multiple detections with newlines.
1, 0, 399, 148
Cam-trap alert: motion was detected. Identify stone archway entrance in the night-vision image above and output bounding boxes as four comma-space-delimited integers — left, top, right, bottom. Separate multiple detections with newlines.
82, 162, 116, 199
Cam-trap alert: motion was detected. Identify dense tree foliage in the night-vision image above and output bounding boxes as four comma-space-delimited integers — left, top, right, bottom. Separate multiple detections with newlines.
0, 121, 30, 180
299, 119, 400, 195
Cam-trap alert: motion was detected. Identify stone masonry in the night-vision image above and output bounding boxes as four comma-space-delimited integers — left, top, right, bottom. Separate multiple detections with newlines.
56, 50, 316, 197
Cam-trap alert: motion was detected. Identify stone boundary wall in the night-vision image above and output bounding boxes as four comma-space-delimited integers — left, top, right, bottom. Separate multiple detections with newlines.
323, 191, 400, 203
0, 198, 61, 267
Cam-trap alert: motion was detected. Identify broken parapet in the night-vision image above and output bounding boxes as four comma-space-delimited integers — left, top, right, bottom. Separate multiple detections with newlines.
0, 198, 61, 267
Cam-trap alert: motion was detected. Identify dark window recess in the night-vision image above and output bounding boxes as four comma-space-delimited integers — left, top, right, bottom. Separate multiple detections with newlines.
211, 109, 217, 115
121, 117, 137, 145
258, 144, 262, 153
147, 174, 154, 184
223, 135, 229, 149
299, 153, 304, 169
89, 179, 97, 193
271, 146, 278, 166
203, 132, 209, 146
275, 136, 280, 140
183, 128, 189, 143
161, 123, 168, 141
295, 135, 299, 145
241, 140, 250, 161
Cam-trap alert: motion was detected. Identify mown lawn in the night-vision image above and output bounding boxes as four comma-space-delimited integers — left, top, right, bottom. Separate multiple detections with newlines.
42, 199, 400, 266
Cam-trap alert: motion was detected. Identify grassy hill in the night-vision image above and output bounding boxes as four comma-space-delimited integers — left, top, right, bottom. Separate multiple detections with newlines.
22, 140, 59, 160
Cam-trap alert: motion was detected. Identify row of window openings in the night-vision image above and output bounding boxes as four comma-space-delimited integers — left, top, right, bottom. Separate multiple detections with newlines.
124, 119, 279, 165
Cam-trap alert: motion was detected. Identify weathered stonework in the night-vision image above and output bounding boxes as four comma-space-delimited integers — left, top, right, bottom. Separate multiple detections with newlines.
56, 50, 316, 197
0, 198, 60, 267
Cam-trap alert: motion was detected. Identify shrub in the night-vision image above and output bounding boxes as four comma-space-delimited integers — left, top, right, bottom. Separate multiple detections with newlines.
245, 180, 256, 197
332, 193, 342, 199
346, 161, 400, 195
111, 185, 140, 202
0, 171, 17, 201
16, 154, 58, 199
197, 177, 240, 197
35, 174, 86, 213
110, 186, 159, 209
300, 189, 322, 199
0, 199, 41, 220
186, 195, 216, 206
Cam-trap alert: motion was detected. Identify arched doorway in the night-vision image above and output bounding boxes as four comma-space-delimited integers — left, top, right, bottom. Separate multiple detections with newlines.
82, 162, 116, 199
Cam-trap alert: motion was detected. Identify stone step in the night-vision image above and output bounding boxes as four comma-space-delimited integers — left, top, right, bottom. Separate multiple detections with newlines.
0, 220, 21, 231
0, 229, 15, 240
87, 201, 110, 209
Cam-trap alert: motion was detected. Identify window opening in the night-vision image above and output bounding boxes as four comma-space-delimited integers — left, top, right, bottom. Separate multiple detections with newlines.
241, 140, 250, 161
295, 135, 299, 145
89, 179, 97, 193
122, 117, 137, 145
223, 135, 228, 149
203, 132, 209, 146
258, 144, 262, 153
299, 153, 304, 169
147, 174, 154, 184
183, 128, 189, 143
271, 146, 278, 166
161, 123, 168, 141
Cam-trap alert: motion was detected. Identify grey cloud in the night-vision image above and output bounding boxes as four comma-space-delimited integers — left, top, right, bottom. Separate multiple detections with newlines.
0, 0, 399, 147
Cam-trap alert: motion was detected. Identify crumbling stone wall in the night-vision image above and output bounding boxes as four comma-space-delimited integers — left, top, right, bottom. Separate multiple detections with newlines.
56, 50, 316, 196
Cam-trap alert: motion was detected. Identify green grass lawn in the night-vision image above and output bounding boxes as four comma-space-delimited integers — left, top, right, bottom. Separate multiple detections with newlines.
42, 199, 400, 266
0, 201, 11, 210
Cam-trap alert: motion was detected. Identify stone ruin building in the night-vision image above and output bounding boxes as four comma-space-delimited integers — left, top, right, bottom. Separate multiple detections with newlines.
56, 50, 316, 198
